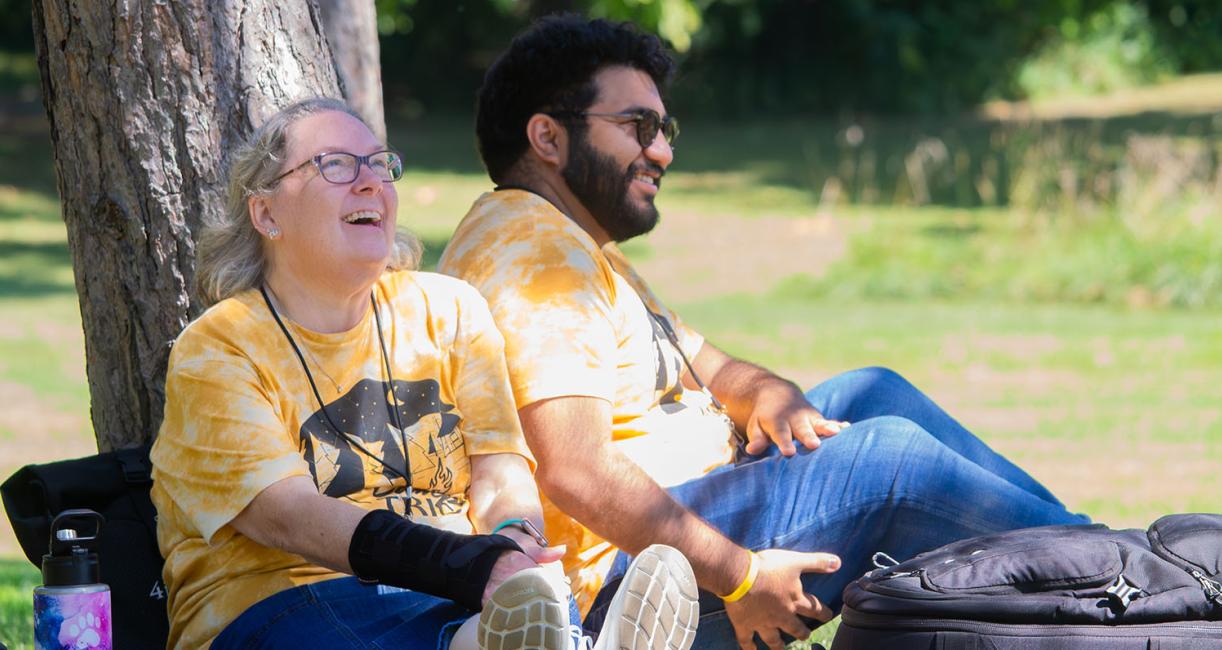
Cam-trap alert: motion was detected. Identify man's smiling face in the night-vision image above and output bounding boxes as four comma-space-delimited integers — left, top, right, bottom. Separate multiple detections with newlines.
560, 65, 675, 243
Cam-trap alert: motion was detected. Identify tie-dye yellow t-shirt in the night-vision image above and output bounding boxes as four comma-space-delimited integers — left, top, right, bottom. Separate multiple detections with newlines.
150, 271, 531, 648
438, 189, 737, 612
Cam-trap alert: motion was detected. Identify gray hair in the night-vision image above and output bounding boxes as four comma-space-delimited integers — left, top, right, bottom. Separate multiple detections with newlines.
195, 97, 421, 306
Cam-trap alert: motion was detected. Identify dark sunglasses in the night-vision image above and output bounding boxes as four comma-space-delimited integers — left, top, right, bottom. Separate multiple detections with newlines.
552, 109, 679, 149
270, 150, 404, 186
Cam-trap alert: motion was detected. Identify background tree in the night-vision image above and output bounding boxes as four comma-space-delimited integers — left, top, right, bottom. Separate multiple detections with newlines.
366, 0, 1220, 116
31, 0, 343, 451
12, 0, 1222, 453
319, 0, 387, 141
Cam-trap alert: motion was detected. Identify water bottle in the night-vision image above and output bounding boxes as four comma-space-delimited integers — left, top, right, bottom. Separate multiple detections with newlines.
33, 509, 112, 650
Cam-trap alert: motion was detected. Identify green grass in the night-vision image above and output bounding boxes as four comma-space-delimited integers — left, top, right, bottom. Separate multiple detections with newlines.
0, 559, 38, 650
683, 294, 1222, 528
2, 75, 1221, 650
0, 183, 86, 443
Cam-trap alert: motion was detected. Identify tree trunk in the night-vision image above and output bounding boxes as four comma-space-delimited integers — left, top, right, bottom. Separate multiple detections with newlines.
31, 0, 342, 451
317, 0, 386, 142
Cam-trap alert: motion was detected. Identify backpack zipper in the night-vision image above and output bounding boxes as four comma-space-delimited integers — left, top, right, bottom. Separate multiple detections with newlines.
869, 551, 922, 579
1191, 570, 1222, 604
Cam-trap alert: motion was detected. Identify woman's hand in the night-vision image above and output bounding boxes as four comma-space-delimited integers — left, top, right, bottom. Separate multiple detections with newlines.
496, 526, 567, 565
481, 528, 567, 606
468, 453, 569, 604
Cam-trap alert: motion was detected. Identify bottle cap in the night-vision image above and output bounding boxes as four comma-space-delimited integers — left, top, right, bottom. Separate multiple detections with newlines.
41, 509, 104, 587
41, 547, 101, 586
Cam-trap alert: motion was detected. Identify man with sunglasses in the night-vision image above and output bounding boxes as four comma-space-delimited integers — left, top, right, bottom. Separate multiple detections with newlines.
439, 15, 1088, 650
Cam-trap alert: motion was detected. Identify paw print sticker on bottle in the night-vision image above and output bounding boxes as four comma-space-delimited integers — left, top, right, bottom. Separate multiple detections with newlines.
33, 510, 112, 650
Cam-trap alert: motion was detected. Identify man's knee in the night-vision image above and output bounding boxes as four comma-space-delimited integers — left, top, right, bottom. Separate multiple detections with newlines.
840, 366, 914, 393
805, 366, 919, 418
831, 415, 941, 469
807, 366, 909, 398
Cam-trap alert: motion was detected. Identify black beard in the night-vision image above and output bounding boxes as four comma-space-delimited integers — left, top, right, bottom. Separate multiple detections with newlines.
561, 133, 661, 243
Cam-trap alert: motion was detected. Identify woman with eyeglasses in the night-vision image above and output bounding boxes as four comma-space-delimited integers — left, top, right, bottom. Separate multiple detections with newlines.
148, 97, 697, 650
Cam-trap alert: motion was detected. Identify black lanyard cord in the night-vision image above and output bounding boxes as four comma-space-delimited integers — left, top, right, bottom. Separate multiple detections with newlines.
492, 186, 731, 421
260, 286, 412, 486
371, 286, 409, 460
647, 309, 726, 412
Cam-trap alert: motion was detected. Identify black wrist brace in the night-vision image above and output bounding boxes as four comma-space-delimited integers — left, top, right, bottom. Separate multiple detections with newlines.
347, 509, 523, 610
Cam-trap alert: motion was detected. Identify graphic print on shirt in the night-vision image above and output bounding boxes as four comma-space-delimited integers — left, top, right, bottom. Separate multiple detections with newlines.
298, 377, 465, 517
648, 309, 685, 406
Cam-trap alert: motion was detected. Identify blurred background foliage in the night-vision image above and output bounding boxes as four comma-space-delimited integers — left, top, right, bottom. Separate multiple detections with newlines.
0, 4, 1219, 646
360, 0, 1222, 116
1, 0, 1219, 114
0, 0, 1219, 309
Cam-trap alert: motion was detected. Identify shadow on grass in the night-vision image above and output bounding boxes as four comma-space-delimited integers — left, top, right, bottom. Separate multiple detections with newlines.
3, 98, 1220, 213
0, 85, 1216, 263
675, 108, 1221, 208
921, 222, 984, 238
0, 129, 56, 196
0, 197, 58, 223
0, 233, 445, 299
383, 106, 1221, 220
0, 239, 75, 297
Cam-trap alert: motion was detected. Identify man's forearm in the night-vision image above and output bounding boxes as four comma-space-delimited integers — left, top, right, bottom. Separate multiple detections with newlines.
543, 442, 749, 595
696, 344, 797, 430
520, 397, 751, 596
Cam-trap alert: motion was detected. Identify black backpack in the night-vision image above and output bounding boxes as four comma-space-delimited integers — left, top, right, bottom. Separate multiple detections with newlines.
1, 446, 169, 650
832, 514, 1222, 649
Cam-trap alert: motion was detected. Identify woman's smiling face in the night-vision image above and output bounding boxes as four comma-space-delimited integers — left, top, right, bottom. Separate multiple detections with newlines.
255, 110, 400, 288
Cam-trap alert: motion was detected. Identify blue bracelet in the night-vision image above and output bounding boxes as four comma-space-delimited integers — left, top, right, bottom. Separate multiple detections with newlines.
492, 518, 549, 547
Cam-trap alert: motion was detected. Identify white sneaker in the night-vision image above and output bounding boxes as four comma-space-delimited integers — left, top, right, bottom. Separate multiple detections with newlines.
591, 544, 700, 650
479, 567, 571, 650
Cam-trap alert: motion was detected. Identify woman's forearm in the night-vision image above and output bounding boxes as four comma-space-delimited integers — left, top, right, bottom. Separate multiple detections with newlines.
466, 453, 545, 534
230, 475, 369, 573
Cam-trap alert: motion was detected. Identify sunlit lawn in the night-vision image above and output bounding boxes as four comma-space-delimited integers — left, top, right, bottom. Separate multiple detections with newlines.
3, 182, 1218, 649
2, 79, 1220, 647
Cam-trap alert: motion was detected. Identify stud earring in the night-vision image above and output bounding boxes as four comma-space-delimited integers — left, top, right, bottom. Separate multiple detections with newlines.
267, 227, 280, 239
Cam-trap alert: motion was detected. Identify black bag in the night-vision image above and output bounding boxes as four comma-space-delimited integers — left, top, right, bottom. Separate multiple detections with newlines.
832, 514, 1222, 649
1, 446, 169, 650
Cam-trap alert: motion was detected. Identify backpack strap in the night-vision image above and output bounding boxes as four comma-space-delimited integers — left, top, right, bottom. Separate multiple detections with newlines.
114, 445, 159, 545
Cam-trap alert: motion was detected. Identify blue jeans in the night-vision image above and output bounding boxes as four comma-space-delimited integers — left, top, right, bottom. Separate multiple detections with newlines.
213, 577, 474, 649
213, 575, 582, 649
585, 367, 1089, 649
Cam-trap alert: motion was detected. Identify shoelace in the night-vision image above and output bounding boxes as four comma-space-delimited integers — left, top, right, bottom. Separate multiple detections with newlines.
564, 595, 596, 650
569, 624, 594, 650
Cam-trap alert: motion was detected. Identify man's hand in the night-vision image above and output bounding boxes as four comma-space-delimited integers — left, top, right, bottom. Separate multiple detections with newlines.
723, 549, 840, 650
690, 343, 847, 456
743, 380, 848, 456
480, 528, 566, 606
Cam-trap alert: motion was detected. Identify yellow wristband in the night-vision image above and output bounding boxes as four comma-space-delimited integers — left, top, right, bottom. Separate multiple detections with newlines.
721, 551, 759, 602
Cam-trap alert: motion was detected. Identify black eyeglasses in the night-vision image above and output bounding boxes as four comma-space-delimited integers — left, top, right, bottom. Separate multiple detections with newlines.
552, 109, 679, 149
270, 150, 404, 186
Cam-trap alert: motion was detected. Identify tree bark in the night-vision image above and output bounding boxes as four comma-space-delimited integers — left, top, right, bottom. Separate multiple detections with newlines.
31, 0, 342, 451
316, 0, 386, 142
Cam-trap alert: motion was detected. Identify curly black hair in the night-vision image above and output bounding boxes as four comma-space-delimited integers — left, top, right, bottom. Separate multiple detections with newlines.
475, 15, 675, 183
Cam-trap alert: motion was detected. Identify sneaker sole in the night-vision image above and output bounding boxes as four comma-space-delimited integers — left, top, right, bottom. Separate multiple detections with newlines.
596, 544, 700, 650
478, 568, 570, 650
